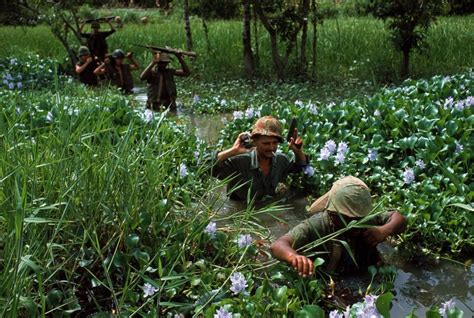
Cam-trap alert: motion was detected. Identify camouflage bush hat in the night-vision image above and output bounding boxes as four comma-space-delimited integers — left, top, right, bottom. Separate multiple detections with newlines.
159, 53, 171, 63
91, 21, 101, 29
308, 176, 372, 218
78, 46, 90, 56
251, 116, 284, 142
112, 49, 125, 59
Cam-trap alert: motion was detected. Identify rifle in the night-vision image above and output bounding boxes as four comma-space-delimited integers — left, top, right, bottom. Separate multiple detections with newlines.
83, 16, 115, 23
133, 44, 197, 58
287, 118, 302, 148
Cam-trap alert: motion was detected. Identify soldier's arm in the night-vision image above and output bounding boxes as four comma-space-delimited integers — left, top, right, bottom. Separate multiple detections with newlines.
174, 53, 190, 77
363, 211, 407, 247
140, 53, 160, 80
75, 57, 93, 74
127, 53, 140, 70
216, 133, 252, 162
106, 19, 115, 33
94, 62, 107, 76
271, 235, 314, 277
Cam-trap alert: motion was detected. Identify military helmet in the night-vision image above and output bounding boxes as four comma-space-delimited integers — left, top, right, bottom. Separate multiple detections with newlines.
112, 49, 126, 59
78, 46, 91, 56
251, 116, 284, 142
308, 176, 372, 218
159, 52, 171, 63
91, 21, 101, 29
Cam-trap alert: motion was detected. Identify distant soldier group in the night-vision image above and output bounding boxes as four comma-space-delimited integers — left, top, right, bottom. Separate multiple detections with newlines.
74, 18, 191, 111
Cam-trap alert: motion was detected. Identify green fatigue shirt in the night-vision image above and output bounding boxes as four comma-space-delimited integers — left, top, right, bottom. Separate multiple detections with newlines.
288, 210, 392, 273
142, 66, 178, 104
210, 149, 305, 201
106, 63, 134, 94
76, 59, 99, 86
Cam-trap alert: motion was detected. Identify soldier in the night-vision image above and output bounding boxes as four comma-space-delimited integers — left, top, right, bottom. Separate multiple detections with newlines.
140, 51, 190, 111
80, 20, 115, 61
75, 46, 101, 87
209, 116, 308, 201
95, 49, 140, 94
271, 176, 407, 276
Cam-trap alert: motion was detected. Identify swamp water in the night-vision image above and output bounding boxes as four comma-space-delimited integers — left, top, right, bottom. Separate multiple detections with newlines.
134, 91, 474, 316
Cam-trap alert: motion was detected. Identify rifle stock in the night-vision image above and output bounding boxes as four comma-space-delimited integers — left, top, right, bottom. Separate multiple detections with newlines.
133, 44, 197, 58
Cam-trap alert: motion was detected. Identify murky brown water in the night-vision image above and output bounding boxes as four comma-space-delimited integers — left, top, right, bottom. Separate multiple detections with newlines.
135, 90, 474, 316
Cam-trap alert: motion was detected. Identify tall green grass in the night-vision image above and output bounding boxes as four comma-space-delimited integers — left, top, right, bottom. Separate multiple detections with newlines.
0, 15, 472, 83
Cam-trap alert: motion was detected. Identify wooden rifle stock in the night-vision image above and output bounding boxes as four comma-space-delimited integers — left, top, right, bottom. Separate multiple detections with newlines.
133, 44, 197, 58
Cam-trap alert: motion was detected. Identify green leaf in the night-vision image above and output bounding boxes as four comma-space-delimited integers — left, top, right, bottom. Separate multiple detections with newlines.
313, 257, 325, 268
425, 305, 442, 318
272, 286, 288, 303
445, 121, 458, 136
125, 233, 139, 248
191, 277, 201, 286
376, 292, 393, 318
449, 203, 474, 212
46, 289, 63, 307
295, 305, 324, 318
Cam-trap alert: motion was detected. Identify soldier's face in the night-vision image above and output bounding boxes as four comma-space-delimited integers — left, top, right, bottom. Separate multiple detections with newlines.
254, 136, 279, 159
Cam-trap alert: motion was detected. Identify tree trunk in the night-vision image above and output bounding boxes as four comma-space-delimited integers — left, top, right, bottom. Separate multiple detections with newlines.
401, 48, 410, 78
202, 18, 211, 53
253, 3, 259, 68
299, 0, 310, 75
183, 0, 193, 51
253, 1, 284, 79
242, 0, 255, 77
311, 0, 318, 78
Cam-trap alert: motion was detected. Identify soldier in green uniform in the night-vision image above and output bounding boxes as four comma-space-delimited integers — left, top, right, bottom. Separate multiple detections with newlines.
210, 116, 308, 201
80, 20, 115, 61
75, 46, 101, 87
95, 49, 140, 94
271, 176, 407, 276
140, 51, 190, 111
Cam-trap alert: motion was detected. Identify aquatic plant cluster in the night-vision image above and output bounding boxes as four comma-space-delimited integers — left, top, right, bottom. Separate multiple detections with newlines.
0, 55, 470, 317
219, 73, 473, 255
0, 55, 66, 91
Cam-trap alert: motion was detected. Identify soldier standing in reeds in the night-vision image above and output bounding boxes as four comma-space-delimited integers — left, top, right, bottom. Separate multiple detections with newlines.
75, 46, 101, 87
80, 20, 115, 61
209, 116, 308, 201
95, 49, 140, 94
140, 51, 190, 111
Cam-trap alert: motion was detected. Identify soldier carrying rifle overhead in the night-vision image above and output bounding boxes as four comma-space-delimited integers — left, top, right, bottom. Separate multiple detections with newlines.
140, 47, 191, 112
80, 18, 115, 61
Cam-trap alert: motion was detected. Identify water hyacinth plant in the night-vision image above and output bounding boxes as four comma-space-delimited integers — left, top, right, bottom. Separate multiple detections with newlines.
218, 72, 473, 255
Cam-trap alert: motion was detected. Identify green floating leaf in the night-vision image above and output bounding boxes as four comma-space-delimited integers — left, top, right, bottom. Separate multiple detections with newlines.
425, 305, 442, 318
376, 292, 393, 318
295, 304, 324, 318
272, 285, 288, 303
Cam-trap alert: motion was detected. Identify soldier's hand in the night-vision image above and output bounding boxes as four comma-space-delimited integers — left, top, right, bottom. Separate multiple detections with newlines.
289, 129, 303, 151
290, 254, 313, 277
127, 52, 133, 59
232, 132, 253, 154
363, 227, 388, 247
86, 56, 93, 63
